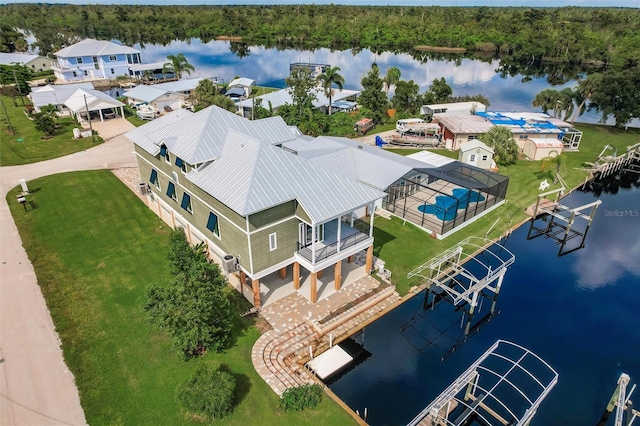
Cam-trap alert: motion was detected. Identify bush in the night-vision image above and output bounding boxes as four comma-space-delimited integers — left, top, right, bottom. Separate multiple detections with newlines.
176, 364, 236, 420
279, 383, 323, 412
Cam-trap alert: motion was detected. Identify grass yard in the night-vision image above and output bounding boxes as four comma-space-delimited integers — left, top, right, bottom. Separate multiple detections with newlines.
7, 171, 354, 426
376, 123, 640, 294
0, 96, 102, 166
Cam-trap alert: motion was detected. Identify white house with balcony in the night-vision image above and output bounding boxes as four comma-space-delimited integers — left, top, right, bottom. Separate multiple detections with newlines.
52, 38, 142, 83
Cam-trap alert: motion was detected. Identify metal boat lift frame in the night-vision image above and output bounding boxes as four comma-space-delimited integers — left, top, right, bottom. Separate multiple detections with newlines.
408, 237, 515, 316
527, 187, 601, 256
407, 340, 559, 426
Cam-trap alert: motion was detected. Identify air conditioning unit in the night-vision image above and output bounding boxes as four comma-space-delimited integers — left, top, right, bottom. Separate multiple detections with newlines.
138, 182, 150, 196
222, 255, 237, 273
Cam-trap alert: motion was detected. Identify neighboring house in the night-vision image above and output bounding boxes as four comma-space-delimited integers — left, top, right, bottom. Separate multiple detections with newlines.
459, 140, 494, 170
128, 61, 172, 81
127, 106, 384, 308
124, 78, 204, 112
29, 82, 94, 114
0, 52, 55, 72
52, 38, 142, 83
64, 88, 125, 122
436, 114, 494, 150
235, 88, 359, 118
289, 62, 329, 79
227, 77, 255, 98
437, 111, 583, 152
421, 101, 486, 117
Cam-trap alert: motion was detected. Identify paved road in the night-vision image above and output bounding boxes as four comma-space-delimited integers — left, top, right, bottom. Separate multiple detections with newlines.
0, 120, 136, 426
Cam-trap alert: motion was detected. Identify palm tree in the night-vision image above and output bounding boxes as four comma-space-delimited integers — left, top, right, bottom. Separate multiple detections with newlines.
570, 74, 602, 124
479, 126, 519, 166
164, 53, 195, 80
383, 66, 401, 94
316, 66, 344, 115
532, 89, 559, 115
540, 150, 566, 184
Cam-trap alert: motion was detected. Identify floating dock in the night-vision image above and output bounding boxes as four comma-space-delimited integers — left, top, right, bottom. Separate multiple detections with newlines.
306, 345, 353, 380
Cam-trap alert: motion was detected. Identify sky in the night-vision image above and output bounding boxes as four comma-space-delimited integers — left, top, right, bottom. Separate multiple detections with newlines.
0, 0, 637, 6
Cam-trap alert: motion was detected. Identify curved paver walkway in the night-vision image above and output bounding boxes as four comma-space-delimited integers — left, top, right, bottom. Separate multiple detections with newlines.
0, 121, 136, 426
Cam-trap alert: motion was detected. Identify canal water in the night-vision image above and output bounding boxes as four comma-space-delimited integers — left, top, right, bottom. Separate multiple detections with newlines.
326, 173, 640, 426
135, 39, 640, 127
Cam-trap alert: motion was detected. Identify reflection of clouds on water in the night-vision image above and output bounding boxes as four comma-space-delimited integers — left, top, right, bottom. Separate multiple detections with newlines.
133, 39, 639, 127
573, 213, 640, 289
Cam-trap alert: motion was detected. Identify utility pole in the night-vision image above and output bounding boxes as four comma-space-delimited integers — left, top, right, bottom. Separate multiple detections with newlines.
0, 96, 15, 135
83, 94, 96, 143
12, 68, 25, 106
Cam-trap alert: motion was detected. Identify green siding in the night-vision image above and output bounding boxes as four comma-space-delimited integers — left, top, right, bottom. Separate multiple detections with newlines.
250, 218, 299, 273
248, 201, 295, 231
295, 201, 312, 224
135, 147, 250, 270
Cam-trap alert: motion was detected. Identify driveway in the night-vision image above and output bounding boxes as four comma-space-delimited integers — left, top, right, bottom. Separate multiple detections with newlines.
0, 122, 136, 425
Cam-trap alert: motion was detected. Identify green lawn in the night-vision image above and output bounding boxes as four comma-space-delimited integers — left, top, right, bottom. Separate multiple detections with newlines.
376, 123, 640, 294
7, 171, 354, 426
0, 96, 102, 166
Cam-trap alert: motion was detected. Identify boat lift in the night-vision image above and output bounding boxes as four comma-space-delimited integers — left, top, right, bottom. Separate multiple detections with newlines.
408, 237, 515, 316
527, 187, 601, 256
597, 373, 639, 426
406, 340, 558, 426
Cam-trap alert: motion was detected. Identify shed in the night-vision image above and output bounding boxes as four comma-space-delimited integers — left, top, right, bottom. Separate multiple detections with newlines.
124, 85, 187, 112
523, 138, 564, 161
459, 140, 494, 169
228, 77, 255, 98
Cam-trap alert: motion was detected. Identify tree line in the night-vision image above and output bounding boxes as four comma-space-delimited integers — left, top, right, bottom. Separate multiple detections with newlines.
1, 4, 639, 70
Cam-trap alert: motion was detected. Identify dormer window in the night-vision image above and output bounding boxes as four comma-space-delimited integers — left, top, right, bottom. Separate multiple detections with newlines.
76, 57, 83, 64
175, 157, 187, 173
159, 144, 170, 164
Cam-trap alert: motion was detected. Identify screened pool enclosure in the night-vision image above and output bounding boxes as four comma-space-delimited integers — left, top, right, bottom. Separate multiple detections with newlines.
384, 163, 509, 237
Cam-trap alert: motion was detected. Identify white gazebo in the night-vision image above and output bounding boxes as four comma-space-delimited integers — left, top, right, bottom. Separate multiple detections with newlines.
64, 89, 125, 122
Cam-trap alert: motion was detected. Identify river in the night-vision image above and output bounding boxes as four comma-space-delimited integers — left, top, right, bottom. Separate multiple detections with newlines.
135, 39, 640, 128
325, 172, 640, 425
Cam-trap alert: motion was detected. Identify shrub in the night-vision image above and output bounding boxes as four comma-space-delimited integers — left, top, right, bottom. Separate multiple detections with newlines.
175, 364, 236, 420
279, 383, 323, 412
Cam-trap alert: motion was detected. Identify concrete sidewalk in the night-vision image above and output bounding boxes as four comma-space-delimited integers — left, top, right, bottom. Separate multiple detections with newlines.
0, 125, 136, 425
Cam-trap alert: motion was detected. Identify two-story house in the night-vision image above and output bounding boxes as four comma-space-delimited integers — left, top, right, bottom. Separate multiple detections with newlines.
52, 38, 142, 83
127, 106, 385, 308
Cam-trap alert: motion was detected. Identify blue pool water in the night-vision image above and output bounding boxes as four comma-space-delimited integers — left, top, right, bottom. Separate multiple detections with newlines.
417, 188, 486, 221
330, 175, 640, 425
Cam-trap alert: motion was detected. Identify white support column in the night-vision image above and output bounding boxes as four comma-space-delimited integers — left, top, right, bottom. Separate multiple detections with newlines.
495, 268, 506, 294
350, 212, 354, 228
120, 106, 124, 118
337, 218, 342, 253
369, 202, 375, 237
99, 109, 104, 122
311, 224, 316, 264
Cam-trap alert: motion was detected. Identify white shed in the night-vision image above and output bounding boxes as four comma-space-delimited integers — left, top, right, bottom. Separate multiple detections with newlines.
459, 140, 494, 169
523, 138, 564, 161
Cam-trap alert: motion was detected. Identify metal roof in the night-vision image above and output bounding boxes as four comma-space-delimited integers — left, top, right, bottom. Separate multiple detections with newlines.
29, 83, 94, 107
54, 38, 140, 57
64, 89, 124, 113
128, 62, 168, 72
186, 129, 385, 223
228, 77, 255, 88
283, 136, 427, 190
436, 114, 495, 134
407, 150, 458, 167
459, 140, 494, 154
125, 109, 194, 155
420, 101, 486, 115
154, 78, 204, 93
140, 105, 297, 165
124, 85, 173, 103
0, 53, 42, 65
235, 88, 360, 110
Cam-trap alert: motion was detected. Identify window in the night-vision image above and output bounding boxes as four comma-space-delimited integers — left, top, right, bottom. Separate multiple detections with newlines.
469, 154, 476, 162
519, 134, 528, 139
72, 71, 77, 77
175, 157, 187, 173
207, 212, 220, 237
166, 182, 176, 201
109, 55, 117, 61
83, 70, 88, 76
269, 233, 277, 251
482, 155, 488, 161
150, 169, 160, 190
110, 68, 115, 74
76, 57, 83, 64
467, 135, 478, 141
159, 144, 170, 164
180, 192, 192, 213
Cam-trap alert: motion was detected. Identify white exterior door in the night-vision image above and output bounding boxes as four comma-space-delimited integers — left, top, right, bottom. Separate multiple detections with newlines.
468, 154, 478, 166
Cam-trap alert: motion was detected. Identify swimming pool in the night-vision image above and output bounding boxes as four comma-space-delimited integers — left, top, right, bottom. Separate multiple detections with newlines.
417, 188, 486, 221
